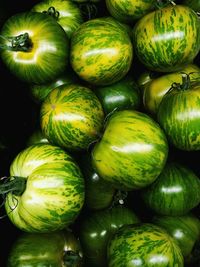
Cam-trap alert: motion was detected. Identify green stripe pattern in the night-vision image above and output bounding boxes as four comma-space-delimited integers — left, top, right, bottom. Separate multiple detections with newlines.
157, 82, 200, 151
133, 5, 200, 72
152, 214, 200, 260
40, 83, 104, 151
31, 0, 84, 39
92, 110, 168, 190
142, 162, 200, 216
106, 0, 156, 23
70, 17, 133, 86
5, 143, 85, 233
107, 223, 184, 267
0, 11, 69, 84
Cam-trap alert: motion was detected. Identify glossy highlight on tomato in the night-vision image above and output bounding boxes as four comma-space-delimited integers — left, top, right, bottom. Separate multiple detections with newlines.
0, 11, 69, 84
70, 17, 133, 86
133, 4, 200, 72
40, 83, 104, 151
92, 109, 168, 190
107, 223, 184, 267
142, 162, 200, 216
2, 143, 85, 233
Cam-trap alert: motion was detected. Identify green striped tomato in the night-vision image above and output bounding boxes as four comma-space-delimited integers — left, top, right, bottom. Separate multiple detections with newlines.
143, 63, 200, 115
0, 11, 69, 84
141, 162, 200, 216
79, 206, 140, 267
70, 17, 133, 86
107, 223, 184, 267
106, 0, 156, 23
152, 213, 200, 263
31, 0, 84, 39
40, 83, 104, 151
7, 229, 83, 266
157, 76, 200, 151
133, 4, 200, 72
2, 143, 85, 233
91, 109, 168, 190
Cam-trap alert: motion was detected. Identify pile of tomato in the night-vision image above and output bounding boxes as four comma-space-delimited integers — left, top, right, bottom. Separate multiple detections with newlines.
0, 0, 200, 266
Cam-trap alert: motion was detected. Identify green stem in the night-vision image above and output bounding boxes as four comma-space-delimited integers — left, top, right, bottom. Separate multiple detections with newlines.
63, 250, 82, 266
179, 72, 191, 90
110, 190, 128, 208
168, 72, 194, 94
0, 176, 27, 196
0, 32, 32, 52
43, 6, 60, 20
78, 3, 98, 21
156, 0, 176, 9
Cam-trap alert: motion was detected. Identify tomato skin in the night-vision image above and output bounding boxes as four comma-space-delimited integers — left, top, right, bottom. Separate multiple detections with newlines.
40, 83, 104, 151
31, 0, 84, 39
183, 0, 200, 12
157, 78, 200, 151
107, 223, 184, 267
79, 206, 140, 267
94, 74, 141, 115
7, 229, 83, 267
0, 11, 69, 84
133, 5, 200, 72
92, 109, 168, 190
4, 143, 85, 233
106, 0, 156, 23
70, 17, 133, 86
142, 162, 200, 216
143, 63, 200, 115
152, 213, 200, 263
29, 68, 80, 104
78, 151, 116, 211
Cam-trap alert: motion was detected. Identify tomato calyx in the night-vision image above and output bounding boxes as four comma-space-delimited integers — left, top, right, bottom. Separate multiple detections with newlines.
43, 6, 60, 21
155, 0, 176, 9
77, 2, 98, 20
110, 190, 128, 208
63, 250, 82, 266
0, 32, 32, 52
168, 72, 200, 94
0, 176, 26, 196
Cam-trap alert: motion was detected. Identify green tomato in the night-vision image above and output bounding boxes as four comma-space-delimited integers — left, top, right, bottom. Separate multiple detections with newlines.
152, 213, 200, 264
0, 11, 69, 84
157, 74, 200, 151
1, 143, 85, 233
143, 63, 200, 115
133, 4, 200, 72
107, 223, 184, 267
79, 205, 140, 267
106, 0, 156, 23
70, 17, 133, 86
141, 162, 200, 216
31, 0, 84, 39
7, 229, 83, 267
92, 109, 168, 190
40, 83, 104, 151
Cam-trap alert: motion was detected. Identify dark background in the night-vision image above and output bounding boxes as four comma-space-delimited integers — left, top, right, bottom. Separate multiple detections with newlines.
0, 0, 200, 266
